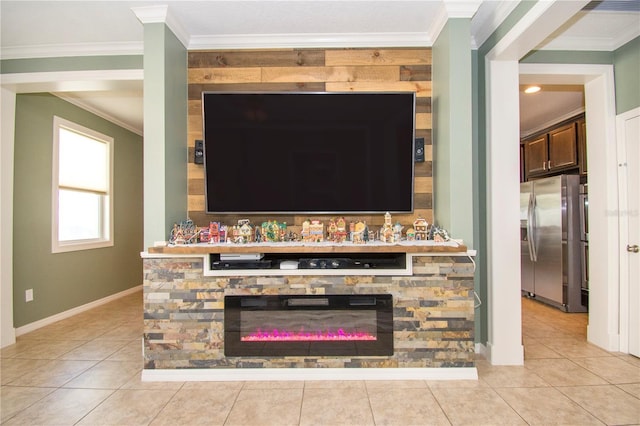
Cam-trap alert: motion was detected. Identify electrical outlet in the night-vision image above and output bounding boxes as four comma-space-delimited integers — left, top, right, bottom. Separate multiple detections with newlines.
25, 289, 33, 302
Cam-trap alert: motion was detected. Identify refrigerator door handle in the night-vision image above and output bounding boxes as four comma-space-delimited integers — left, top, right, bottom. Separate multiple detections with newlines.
528, 192, 537, 262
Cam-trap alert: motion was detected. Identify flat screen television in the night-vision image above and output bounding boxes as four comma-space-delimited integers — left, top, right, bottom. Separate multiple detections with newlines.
202, 92, 416, 214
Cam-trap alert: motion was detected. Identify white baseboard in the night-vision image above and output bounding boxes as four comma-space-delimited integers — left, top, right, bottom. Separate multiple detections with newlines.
15, 285, 142, 337
142, 367, 478, 382
475, 342, 489, 360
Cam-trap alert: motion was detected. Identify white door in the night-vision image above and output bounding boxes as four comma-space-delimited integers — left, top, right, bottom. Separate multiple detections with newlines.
619, 107, 640, 357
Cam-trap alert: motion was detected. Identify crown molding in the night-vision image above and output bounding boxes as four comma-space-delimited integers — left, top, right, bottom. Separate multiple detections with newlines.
188, 32, 433, 50
0, 42, 143, 60
537, 26, 640, 51
430, 0, 483, 46
471, 1, 520, 49
131, 5, 189, 49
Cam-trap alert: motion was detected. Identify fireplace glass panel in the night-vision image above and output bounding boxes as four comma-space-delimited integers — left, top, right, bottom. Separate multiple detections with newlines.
224, 294, 393, 356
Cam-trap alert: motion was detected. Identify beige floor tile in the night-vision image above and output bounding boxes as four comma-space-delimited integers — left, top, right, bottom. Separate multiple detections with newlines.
58, 339, 130, 361
494, 387, 602, 425
559, 384, 640, 425
427, 379, 490, 388
180, 381, 244, 390
365, 379, 428, 389
120, 374, 185, 390
95, 324, 143, 341
3, 387, 113, 426
77, 389, 177, 425
617, 382, 640, 399
300, 387, 374, 426
149, 388, 239, 425
523, 341, 564, 360
538, 338, 613, 359
7, 338, 87, 359
62, 360, 142, 389
524, 358, 608, 386
226, 388, 303, 426
0, 358, 52, 385
368, 386, 450, 425
0, 386, 55, 422
105, 339, 143, 362
617, 353, 640, 367
477, 364, 550, 388
5, 359, 97, 387
242, 380, 304, 389
429, 387, 526, 425
572, 356, 640, 384
303, 380, 366, 389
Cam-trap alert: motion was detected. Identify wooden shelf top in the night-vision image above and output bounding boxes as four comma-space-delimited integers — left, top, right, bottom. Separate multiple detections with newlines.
147, 241, 468, 255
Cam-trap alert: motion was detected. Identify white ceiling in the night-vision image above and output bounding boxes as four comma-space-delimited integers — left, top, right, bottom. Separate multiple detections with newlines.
1, 1, 639, 136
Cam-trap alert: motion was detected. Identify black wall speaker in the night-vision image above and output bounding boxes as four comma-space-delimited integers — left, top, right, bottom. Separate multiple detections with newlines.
415, 137, 425, 162
194, 140, 204, 164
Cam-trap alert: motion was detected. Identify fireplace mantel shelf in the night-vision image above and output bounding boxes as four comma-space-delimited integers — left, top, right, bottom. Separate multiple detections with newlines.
147, 240, 468, 255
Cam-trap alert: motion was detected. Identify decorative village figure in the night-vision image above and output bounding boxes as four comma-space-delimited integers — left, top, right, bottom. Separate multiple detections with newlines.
351, 221, 367, 244
328, 217, 347, 242
327, 218, 338, 241
309, 220, 324, 242
405, 227, 416, 241
237, 219, 253, 243
209, 222, 221, 243
199, 226, 210, 243
430, 224, 451, 242
393, 222, 404, 242
380, 212, 395, 243
301, 220, 312, 241
219, 225, 227, 243
413, 217, 429, 241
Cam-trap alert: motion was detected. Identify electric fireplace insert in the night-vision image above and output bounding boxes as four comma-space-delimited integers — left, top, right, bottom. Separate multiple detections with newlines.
224, 294, 393, 357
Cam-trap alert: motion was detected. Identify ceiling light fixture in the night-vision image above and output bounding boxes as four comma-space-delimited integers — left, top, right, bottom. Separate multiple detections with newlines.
524, 85, 541, 94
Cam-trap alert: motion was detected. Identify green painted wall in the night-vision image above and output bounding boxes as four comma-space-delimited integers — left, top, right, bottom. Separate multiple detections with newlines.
613, 36, 640, 114
13, 93, 143, 327
142, 23, 188, 248
432, 18, 474, 246
1, 56, 142, 74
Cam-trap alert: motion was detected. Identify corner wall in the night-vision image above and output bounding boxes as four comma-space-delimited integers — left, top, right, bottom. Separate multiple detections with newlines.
12, 93, 143, 327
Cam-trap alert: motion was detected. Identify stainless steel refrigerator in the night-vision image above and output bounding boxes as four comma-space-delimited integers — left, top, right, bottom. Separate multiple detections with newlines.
520, 175, 586, 312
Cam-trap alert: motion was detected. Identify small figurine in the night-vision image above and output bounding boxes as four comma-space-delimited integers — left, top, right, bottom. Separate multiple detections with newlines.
405, 227, 416, 241
209, 222, 221, 243
380, 212, 395, 243
393, 222, 404, 242
309, 220, 324, 242
351, 221, 367, 244
238, 219, 253, 243
199, 226, 210, 243
430, 224, 450, 242
413, 217, 429, 241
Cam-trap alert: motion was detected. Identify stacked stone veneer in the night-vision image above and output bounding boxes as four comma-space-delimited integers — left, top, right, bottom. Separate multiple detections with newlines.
143, 255, 475, 369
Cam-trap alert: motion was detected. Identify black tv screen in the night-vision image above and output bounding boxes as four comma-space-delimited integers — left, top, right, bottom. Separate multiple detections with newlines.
202, 92, 415, 214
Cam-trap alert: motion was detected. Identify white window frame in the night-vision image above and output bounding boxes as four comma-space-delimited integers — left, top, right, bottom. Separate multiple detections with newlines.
52, 116, 114, 253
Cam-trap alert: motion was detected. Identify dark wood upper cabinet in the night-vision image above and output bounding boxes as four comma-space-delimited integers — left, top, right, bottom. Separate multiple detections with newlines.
521, 114, 584, 181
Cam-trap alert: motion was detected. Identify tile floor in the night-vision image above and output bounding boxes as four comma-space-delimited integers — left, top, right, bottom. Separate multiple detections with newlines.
1, 292, 639, 425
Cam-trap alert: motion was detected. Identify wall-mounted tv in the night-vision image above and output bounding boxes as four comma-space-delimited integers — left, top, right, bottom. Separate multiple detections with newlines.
202, 92, 416, 214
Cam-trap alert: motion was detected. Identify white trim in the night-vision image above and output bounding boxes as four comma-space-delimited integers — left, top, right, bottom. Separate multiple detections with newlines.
15, 285, 142, 337
188, 32, 433, 50
0, 42, 143, 60
131, 5, 189, 48
471, 1, 519, 49
0, 88, 16, 348
142, 367, 478, 382
51, 116, 115, 254
0, 70, 144, 93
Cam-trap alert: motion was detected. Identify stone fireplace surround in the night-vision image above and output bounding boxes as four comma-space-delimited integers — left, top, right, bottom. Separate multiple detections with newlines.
142, 243, 476, 381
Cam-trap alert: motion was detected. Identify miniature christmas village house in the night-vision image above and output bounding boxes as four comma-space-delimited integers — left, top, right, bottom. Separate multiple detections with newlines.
301, 219, 324, 242
208, 222, 221, 243
380, 212, 395, 243
327, 217, 348, 242
413, 217, 429, 240
237, 219, 253, 243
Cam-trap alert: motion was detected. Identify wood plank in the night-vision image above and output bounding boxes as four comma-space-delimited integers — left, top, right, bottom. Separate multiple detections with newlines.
416, 129, 432, 145
414, 160, 433, 178
416, 97, 431, 113
188, 163, 204, 179
325, 49, 431, 66
188, 100, 201, 115
188, 194, 205, 211
188, 50, 325, 68
189, 82, 326, 99
416, 113, 432, 130
188, 178, 205, 195
188, 68, 262, 84
414, 193, 433, 210
261, 66, 399, 83
326, 81, 431, 97
400, 65, 431, 81
414, 176, 433, 193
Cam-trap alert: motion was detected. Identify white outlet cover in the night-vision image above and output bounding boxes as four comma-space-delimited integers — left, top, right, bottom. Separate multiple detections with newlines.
25, 289, 33, 302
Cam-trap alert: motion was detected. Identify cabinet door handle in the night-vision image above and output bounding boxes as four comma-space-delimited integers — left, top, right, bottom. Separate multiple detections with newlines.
548, 160, 552, 169
627, 244, 639, 253
543, 161, 546, 171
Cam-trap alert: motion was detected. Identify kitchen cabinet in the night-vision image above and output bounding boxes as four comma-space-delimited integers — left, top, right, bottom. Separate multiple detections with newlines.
521, 114, 583, 181
577, 117, 587, 176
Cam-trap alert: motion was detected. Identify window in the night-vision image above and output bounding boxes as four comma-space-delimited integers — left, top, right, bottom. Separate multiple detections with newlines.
52, 116, 113, 253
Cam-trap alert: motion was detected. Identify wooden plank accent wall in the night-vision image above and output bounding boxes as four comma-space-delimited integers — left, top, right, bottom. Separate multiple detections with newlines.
187, 48, 432, 229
